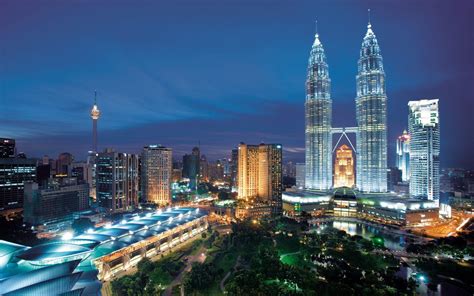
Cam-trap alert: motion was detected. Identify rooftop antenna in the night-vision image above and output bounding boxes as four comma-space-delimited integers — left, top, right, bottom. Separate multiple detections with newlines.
315, 19, 318, 36
94, 90, 97, 105
368, 8, 371, 26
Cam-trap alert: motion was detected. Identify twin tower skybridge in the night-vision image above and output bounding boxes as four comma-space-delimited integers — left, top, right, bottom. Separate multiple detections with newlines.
331, 127, 357, 154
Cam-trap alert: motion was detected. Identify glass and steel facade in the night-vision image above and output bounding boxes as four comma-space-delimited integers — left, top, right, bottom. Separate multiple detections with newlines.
295, 163, 305, 190
356, 23, 388, 193
305, 32, 332, 190
96, 149, 139, 212
408, 99, 440, 200
0, 158, 37, 210
396, 130, 410, 182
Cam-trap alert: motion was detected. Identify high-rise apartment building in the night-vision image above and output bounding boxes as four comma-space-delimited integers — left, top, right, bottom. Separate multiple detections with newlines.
96, 149, 139, 212
238, 143, 282, 214
356, 21, 388, 193
141, 145, 172, 206
396, 130, 411, 182
305, 28, 333, 191
0, 138, 15, 158
408, 99, 440, 200
334, 145, 355, 188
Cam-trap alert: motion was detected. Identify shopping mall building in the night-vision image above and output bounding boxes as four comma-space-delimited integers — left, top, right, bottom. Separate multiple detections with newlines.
282, 188, 439, 227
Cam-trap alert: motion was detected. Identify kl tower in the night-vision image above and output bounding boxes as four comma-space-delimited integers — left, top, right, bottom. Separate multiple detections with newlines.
90, 91, 101, 153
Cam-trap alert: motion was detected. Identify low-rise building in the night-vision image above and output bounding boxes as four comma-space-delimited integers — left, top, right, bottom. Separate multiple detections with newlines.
235, 203, 272, 220
282, 189, 439, 226
23, 181, 90, 226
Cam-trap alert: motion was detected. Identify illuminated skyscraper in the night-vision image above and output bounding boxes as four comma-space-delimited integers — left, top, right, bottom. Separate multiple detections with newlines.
356, 19, 388, 193
238, 143, 282, 214
96, 149, 138, 212
408, 99, 440, 200
396, 130, 410, 182
305, 25, 332, 190
0, 157, 36, 210
90, 91, 101, 153
334, 145, 355, 188
141, 145, 172, 206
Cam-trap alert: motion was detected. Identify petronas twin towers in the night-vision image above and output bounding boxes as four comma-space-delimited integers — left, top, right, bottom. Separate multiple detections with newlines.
305, 20, 387, 193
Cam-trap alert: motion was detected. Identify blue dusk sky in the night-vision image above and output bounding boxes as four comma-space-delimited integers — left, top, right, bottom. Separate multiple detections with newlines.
0, 0, 473, 168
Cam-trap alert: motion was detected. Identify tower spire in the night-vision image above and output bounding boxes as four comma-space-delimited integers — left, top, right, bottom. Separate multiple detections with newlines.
94, 90, 97, 105
313, 19, 321, 47
368, 9, 371, 27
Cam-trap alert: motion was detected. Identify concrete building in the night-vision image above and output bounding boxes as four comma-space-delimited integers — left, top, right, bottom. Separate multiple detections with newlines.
71, 162, 93, 187
282, 189, 438, 227
0, 157, 37, 210
388, 167, 402, 192
199, 154, 209, 182
230, 148, 239, 190
333, 145, 355, 188
408, 99, 440, 200
56, 152, 74, 176
96, 149, 139, 212
141, 145, 172, 206
23, 181, 89, 225
237, 143, 282, 214
0, 138, 15, 158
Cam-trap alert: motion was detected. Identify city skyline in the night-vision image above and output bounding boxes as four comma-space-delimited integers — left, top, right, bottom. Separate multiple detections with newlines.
0, 2, 473, 294
1, 1, 473, 168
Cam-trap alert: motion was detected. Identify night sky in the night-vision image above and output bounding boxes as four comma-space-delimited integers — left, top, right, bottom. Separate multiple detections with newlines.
1, 0, 473, 168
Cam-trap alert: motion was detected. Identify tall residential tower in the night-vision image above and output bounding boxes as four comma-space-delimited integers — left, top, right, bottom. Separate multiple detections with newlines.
356, 20, 388, 192
305, 26, 332, 190
238, 143, 282, 214
141, 145, 172, 206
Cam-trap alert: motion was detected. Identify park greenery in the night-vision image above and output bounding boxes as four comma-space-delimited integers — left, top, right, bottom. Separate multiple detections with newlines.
111, 234, 209, 296
220, 219, 416, 296
407, 232, 474, 261
111, 216, 474, 295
